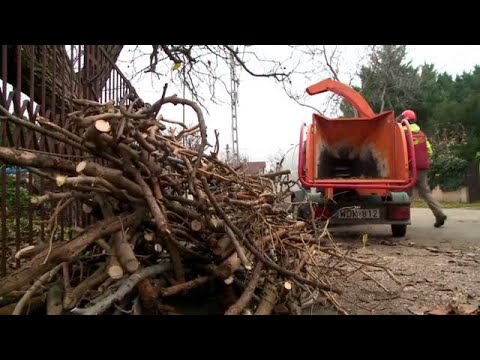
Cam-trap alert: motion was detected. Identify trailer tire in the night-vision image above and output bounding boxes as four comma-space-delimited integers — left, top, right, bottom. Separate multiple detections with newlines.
296, 203, 311, 221
391, 224, 407, 237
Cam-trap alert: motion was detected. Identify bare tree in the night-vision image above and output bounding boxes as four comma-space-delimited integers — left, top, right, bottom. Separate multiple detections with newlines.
267, 147, 287, 172
279, 45, 369, 117
119, 45, 294, 110
118, 45, 371, 117
430, 124, 468, 155
217, 149, 249, 165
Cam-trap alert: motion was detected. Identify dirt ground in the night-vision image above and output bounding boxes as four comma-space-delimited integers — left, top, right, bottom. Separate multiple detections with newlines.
304, 208, 480, 315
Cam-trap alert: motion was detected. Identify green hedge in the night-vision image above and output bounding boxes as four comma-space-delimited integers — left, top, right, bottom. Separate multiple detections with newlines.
0, 174, 30, 210
428, 153, 469, 192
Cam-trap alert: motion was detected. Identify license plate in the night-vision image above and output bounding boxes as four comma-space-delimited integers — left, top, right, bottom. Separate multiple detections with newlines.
337, 208, 380, 219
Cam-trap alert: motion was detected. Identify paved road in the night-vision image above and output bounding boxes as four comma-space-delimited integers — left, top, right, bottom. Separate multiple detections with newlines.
329, 208, 480, 251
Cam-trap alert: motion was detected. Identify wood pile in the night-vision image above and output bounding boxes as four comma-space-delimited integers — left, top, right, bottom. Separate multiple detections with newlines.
0, 92, 349, 315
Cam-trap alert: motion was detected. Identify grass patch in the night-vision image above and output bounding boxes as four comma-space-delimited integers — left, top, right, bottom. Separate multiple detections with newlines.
411, 199, 480, 209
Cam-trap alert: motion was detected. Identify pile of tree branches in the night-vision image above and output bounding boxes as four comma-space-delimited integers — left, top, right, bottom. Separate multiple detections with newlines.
0, 92, 389, 315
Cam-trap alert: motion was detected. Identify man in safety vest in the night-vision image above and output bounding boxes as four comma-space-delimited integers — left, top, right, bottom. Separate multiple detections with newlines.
401, 109, 447, 227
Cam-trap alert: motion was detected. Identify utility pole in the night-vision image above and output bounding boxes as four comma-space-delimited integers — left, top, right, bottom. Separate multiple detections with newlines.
230, 50, 240, 165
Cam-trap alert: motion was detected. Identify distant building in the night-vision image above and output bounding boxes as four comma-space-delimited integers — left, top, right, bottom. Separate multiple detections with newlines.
243, 161, 266, 174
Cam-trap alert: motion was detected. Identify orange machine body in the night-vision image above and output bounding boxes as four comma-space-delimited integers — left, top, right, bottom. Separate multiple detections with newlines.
299, 79, 416, 199
293, 79, 417, 238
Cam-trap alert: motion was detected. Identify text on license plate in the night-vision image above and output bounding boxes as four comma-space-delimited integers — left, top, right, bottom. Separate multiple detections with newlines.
337, 208, 380, 219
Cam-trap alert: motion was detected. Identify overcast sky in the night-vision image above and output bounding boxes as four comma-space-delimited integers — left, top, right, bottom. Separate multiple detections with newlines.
117, 45, 480, 165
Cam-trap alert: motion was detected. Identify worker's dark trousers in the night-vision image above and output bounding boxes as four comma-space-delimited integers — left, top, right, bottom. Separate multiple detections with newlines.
410, 169, 447, 220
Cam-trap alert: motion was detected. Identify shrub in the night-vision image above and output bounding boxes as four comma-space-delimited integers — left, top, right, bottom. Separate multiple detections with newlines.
429, 153, 469, 191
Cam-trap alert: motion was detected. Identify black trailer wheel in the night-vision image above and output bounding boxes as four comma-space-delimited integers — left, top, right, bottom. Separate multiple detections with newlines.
391, 224, 407, 237
296, 203, 311, 221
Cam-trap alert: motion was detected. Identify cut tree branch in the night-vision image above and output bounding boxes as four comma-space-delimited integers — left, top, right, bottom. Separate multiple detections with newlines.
71, 263, 172, 315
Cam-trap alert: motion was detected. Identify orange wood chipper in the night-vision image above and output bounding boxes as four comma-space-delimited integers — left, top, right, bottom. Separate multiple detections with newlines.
283, 78, 417, 237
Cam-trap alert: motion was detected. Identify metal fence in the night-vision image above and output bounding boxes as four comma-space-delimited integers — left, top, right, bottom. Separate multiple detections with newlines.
0, 45, 137, 277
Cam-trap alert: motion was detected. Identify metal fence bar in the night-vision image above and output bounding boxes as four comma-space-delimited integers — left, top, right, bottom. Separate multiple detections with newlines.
0, 46, 6, 277
1, 168, 6, 277
0, 45, 139, 279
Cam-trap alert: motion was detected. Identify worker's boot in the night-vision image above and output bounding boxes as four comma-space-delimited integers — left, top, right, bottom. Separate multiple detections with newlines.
434, 215, 447, 228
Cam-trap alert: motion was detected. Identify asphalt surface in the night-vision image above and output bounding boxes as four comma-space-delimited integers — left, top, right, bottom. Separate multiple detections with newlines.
329, 208, 480, 251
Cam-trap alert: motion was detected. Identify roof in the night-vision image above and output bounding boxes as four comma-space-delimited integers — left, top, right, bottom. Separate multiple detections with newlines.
243, 161, 266, 174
